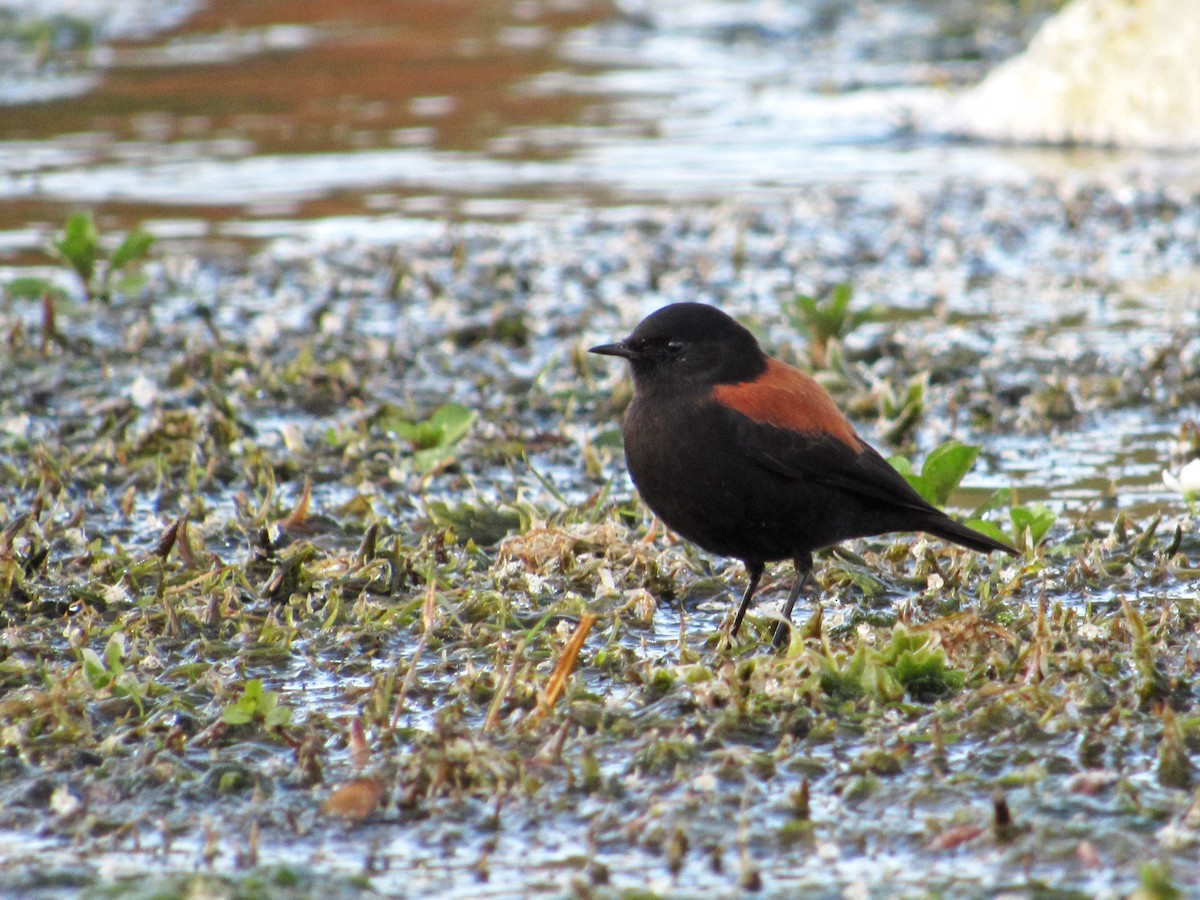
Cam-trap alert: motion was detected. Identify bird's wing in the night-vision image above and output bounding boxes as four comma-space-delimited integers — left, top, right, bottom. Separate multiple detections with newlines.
731, 414, 936, 516
707, 365, 1015, 555
709, 358, 935, 515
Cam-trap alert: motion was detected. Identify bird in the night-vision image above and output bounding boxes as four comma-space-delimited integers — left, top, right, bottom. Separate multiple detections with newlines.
589, 302, 1016, 649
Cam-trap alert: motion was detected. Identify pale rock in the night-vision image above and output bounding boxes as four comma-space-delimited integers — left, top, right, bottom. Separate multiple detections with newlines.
953, 0, 1200, 149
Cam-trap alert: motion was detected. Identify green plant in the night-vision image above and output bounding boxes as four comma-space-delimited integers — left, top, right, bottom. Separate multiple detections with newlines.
222, 679, 291, 728
875, 372, 927, 445
1133, 861, 1183, 900
80, 632, 145, 713
378, 402, 476, 472
1008, 502, 1056, 549
961, 491, 1054, 552
53, 211, 155, 303
889, 440, 980, 507
2, 211, 155, 316
3, 276, 68, 305
893, 440, 1042, 548
425, 498, 528, 546
784, 283, 878, 368
820, 626, 964, 703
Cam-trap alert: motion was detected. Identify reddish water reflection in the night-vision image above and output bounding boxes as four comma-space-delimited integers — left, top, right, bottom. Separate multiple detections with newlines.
0, 0, 617, 260
3, 0, 1187, 265
122, 0, 613, 155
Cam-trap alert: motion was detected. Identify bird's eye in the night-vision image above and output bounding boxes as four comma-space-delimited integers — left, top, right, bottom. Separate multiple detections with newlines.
665, 340, 684, 355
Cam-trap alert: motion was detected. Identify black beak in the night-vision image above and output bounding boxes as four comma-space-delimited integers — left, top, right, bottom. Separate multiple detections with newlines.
588, 341, 635, 359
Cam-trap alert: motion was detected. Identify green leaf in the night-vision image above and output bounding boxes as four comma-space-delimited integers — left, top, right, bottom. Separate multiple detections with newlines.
889, 454, 937, 504
791, 293, 818, 322
784, 283, 882, 369
426, 499, 526, 546
376, 407, 429, 445
52, 212, 99, 283
965, 517, 1010, 547
879, 626, 925, 663
222, 679, 263, 725
261, 692, 291, 728
242, 678, 265, 704
786, 283, 876, 342
3, 276, 67, 302
81, 648, 111, 689
888, 628, 966, 700
103, 632, 126, 676
221, 678, 290, 727
110, 228, 155, 269
110, 272, 149, 297
890, 441, 986, 507
1136, 861, 1183, 900
878, 374, 927, 445
920, 441, 981, 506
112, 672, 146, 714
427, 403, 475, 446
887, 454, 916, 478
970, 488, 1011, 519
381, 403, 475, 451
828, 282, 853, 325
221, 704, 253, 725
1010, 503, 1056, 548
411, 445, 457, 473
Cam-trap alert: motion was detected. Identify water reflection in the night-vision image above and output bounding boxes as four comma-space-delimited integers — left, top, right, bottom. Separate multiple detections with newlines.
6, 0, 1195, 260
0, 0, 616, 255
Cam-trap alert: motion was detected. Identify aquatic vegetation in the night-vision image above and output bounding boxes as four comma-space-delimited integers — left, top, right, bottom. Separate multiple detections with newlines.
818, 624, 966, 702
890, 439, 984, 507
1008, 501, 1057, 550
50, 211, 156, 304
784, 282, 879, 369
375, 402, 475, 473
874, 370, 928, 445
0, 184, 1198, 896
2, 212, 156, 352
221, 679, 292, 730
79, 632, 147, 714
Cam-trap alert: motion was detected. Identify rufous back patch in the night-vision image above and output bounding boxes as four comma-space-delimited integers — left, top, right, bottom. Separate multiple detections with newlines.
712, 358, 862, 448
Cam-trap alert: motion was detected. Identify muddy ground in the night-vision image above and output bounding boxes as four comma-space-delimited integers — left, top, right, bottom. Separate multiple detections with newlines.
1, 174, 1199, 898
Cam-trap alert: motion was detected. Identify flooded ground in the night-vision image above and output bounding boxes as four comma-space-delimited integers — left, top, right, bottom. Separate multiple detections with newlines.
2, 1, 1200, 898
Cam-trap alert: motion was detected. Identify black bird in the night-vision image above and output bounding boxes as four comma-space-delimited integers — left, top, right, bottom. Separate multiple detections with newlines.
590, 302, 1015, 647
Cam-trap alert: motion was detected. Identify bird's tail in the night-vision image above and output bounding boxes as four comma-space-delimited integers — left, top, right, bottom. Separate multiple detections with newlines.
923, 513, 1017, 557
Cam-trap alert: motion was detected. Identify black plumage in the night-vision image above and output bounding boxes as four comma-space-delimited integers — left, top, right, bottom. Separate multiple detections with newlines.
591, 302, 1014, 647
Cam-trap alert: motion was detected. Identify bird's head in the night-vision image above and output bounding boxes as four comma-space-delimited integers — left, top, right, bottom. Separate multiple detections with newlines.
589, 303, 766, 393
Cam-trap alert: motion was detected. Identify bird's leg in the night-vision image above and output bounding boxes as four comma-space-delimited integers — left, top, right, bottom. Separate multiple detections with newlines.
729, 561, 764, 639
771, 552, 815, 650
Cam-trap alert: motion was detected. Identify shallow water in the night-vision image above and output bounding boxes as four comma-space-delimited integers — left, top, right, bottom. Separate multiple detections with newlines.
5, 0, 1200, 259
4, 2, 1200, 899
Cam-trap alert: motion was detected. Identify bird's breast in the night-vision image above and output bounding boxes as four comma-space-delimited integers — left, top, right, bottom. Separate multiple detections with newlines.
621, 394, 781, 558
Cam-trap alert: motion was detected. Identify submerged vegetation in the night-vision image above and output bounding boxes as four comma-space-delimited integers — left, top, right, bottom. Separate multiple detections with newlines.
1, 181, 1199, 897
